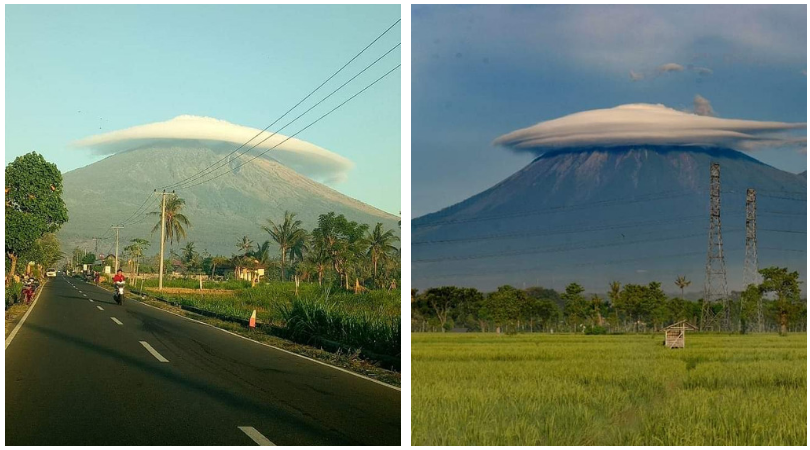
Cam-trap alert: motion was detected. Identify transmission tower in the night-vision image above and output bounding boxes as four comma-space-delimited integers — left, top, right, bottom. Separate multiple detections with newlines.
702, 162, 729, 331
743, 188, 762, 331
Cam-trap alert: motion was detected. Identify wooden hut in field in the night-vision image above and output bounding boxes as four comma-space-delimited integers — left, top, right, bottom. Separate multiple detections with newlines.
664, 320, 698, 349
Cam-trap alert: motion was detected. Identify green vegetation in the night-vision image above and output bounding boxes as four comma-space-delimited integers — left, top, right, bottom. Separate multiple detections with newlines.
412, 333, 806, 445
412, 267, 807, 334
5, 152, 68, 285
132, 281, 401, 363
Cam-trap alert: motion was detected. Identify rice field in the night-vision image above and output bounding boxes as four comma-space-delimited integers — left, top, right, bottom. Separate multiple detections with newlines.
412, 333, 806, 445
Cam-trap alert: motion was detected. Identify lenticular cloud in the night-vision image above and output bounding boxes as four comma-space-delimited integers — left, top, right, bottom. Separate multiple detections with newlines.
493, 104, 806, 154
73, 115, 354, 183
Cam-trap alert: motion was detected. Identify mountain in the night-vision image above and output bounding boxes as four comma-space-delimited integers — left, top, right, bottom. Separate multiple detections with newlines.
412, 146, 806, 293
59, 142, 398, 258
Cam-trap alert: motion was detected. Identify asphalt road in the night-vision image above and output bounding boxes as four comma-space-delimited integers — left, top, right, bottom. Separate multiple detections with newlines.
5, 275, 401, 445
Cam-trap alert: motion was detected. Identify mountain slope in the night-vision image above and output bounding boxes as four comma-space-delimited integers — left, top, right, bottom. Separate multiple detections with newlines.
60, 142, 398, 257
413, 146, 806, 293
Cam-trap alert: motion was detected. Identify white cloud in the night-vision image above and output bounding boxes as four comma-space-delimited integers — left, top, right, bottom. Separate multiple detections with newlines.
72, 115, 354, 183
493, 103, 806, 153
693, 94, 715, 117
658, 63, 684, 74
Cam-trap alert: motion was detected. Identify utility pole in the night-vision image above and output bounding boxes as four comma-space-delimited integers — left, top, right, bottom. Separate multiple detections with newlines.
91, 237, 100, 256
702, 162, 729, 331
158, 190, 173, 291
743, 189, 761, 332
112, 226, 124, 272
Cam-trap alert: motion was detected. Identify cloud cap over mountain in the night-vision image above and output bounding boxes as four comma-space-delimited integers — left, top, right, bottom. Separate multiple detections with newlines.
73, 115, 354, 183
493, 104, 806, 154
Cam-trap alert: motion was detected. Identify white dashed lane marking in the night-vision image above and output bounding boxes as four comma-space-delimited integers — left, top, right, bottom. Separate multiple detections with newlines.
139, 341, 169, 363
111, 317, 123, 325
96, 306, 104, 311
238, 427, 275, 446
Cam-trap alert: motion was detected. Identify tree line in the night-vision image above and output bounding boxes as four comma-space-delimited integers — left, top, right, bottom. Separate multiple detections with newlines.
412, 267, 806, 335
78, 196, 401, 292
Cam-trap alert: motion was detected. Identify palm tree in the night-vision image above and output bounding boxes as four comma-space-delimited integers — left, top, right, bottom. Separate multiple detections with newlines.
365, 223, 399, 281
591, 294, 603, 326
306, 240, 330, 286
262, 211, 307, 281
124, 238, 150, 278
233, 236, 254, 281
675, 275, 691, 299
287, 231, 309, 266
253, 241, 272, 266
150, 196, 191, 245
236, 236, 253, 255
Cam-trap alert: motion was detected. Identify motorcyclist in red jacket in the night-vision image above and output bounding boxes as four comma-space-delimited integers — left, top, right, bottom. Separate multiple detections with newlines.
113, 269, 125, 283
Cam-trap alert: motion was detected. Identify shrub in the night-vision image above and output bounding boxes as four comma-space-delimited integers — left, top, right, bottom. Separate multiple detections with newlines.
584, 325, 608, 335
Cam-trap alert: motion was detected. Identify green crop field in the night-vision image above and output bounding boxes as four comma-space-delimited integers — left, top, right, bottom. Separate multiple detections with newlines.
412, 333, 806, 445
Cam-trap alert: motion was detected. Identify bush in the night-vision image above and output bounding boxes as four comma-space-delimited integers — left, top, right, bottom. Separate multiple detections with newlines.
6, 282, 22, 309
584, 325, 608, 335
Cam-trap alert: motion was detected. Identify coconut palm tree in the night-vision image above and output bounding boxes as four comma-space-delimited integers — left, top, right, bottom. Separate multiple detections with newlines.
150, 196, 191, 245
253, 240, 272, 266
236, 236, 253, 255
124, 238, 150, 278
287, 231, 309, 266
365, 222, 399, 281
262, 211, 307, 281
591, 294, 603, 326
675, 275, 691, 299
306, 241, 330, 286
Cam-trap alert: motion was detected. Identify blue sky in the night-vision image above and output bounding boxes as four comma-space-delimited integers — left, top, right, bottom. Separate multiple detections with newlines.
6, 4, 401, 214
412, 4, 807, 217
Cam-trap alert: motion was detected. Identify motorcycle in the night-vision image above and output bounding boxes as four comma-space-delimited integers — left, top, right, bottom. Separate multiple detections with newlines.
22, 278, 37, 305
113, 281, 125, 305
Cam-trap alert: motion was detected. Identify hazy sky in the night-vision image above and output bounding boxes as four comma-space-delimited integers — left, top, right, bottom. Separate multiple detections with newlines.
412, 4, 807, 218
6, 4, 401, 214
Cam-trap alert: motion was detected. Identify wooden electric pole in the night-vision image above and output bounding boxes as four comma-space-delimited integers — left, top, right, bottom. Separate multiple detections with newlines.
158, 191, 173, 291
112, 226, 124, 272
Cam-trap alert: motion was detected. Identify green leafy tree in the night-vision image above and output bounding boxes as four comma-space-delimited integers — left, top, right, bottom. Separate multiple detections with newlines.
739, 283, 761, 333
480, 285, 524, 333
759, 267, 802, 335
561, 283, 589, 331
262, 211, 307, 281
365, 222, 400, 282
420, 286, 481, 332
311, 212, 369, 289
150, 196, 191, 245
5, 152, 68, 284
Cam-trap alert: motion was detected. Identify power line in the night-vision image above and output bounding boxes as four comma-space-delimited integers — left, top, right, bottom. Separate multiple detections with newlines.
413, 229, 742, 264
413, 214, 705, 246
415, 250, 716, 280
159, 18, 401, 191
413, 189, 704, 228
179, 64, 401, 190
172, 42, 401, 190
118, 190, 157, 226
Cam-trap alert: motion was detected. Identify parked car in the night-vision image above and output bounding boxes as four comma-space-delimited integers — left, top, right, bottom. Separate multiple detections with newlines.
45, 268, 57, 278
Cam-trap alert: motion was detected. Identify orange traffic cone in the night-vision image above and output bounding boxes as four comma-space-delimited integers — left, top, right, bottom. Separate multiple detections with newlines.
249, 310, 256, 329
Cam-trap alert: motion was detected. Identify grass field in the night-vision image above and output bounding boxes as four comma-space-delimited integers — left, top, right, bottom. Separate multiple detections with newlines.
128, 279, 400, 358
412, 333, 806, 445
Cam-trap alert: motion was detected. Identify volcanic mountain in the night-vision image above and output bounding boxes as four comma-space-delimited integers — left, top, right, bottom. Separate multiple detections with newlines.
59, 141, 398, 258
412, 146, 806, 293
